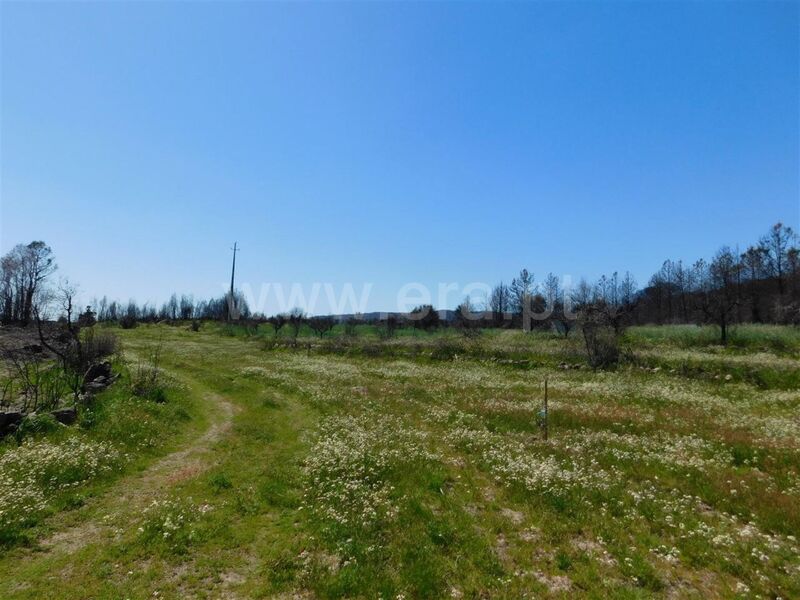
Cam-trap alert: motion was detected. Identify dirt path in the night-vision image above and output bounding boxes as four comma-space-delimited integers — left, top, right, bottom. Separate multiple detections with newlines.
38, 390, 236, 556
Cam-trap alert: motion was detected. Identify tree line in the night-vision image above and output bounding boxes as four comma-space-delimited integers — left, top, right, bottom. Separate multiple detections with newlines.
639, 223, 799, 331
1, 222, 797, 346
0, 241, 252, 328
88, 290, 251, 328
470, 223, 798, 338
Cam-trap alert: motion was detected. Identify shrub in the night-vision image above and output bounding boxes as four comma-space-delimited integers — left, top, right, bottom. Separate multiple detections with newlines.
430, 339, 459, 361
377, 316, 399, 340
81, 328, 120, 365
209, 472, 233, 492
119, 314, 138, 329
132, 366, 166, 402
0, 349, 73, 413
343, 318, 360, 337
0, 379, 14, 410
409, 305, 440, 331
582, 322, 620, 369
77, 306, 96, 328
14, 413, 60, 441
131, 343, 166, 402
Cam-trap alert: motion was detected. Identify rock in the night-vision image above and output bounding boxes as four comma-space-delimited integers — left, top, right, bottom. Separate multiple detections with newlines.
22, 344, 43, 354
0, 411, 23, 428
51, 407, 77, 425
652, 367, 661, 373
83, 361, 112, 386
0, 411, 23, 436
85, 382, 107, 394
500, 507, 525, 525
724, 374, 733, 381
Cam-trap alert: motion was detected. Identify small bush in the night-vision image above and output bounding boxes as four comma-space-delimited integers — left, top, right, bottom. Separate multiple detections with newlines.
119, 315, 138, 329
0, 353, 73, 413
209, 472, 233, 492
14, 413, 61, 441
132, 367, 166, 402
81, 328, 120, 365
582, 322, 620, 369
430, 340, 459, 361
131, 343, 167, 402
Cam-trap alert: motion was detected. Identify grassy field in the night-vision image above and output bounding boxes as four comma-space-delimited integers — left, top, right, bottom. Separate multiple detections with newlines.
1, 323, 799, 598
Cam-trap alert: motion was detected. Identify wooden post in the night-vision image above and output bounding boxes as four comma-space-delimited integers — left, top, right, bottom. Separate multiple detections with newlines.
543, 377, 549, 441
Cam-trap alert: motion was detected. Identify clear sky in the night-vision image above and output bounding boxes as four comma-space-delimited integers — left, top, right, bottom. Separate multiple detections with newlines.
1, 1, 798, 314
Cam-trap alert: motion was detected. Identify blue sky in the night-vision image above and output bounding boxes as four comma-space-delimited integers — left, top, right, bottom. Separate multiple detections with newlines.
1, 1, 798, 314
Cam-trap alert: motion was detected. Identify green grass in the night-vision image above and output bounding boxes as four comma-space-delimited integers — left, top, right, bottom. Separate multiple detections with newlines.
0, 353, 203, 549
1, 323, 798, 598
626, 323, 800, 354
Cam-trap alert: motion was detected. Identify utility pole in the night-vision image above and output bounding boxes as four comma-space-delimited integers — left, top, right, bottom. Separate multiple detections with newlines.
228, 242, 239, 321
543, 377, 549, 441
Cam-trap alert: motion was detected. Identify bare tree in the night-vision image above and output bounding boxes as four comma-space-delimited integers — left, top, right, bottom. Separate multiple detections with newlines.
698, 248, 739, 345
570, 278, 592, 311
741, 246, 767, 322
20, 242, 57, 325
0, 241, 57, 325
672, 261, 692, 322
576, 273, 637, 368
454, 297, 481, 336
618, 271, 637, 307
179, 295, 194, 320
33, 279, 85, 399
760, 222, 797, 295
0, 252, 16, 324
343, 317, 361, 337
591, 272, 638, 335
269, 313, 288, 337
488, 282, 511, 326
510, 269, 534, 322
308, 316, 335, 338
543, 273, 559, 312
543, 274, 575, 338
107, 300, 119, 322
789, 248, 800, 295
288, 307, 306, 341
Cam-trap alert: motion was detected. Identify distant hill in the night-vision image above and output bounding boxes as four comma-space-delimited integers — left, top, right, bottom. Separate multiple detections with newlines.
324, 310, 457, 323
